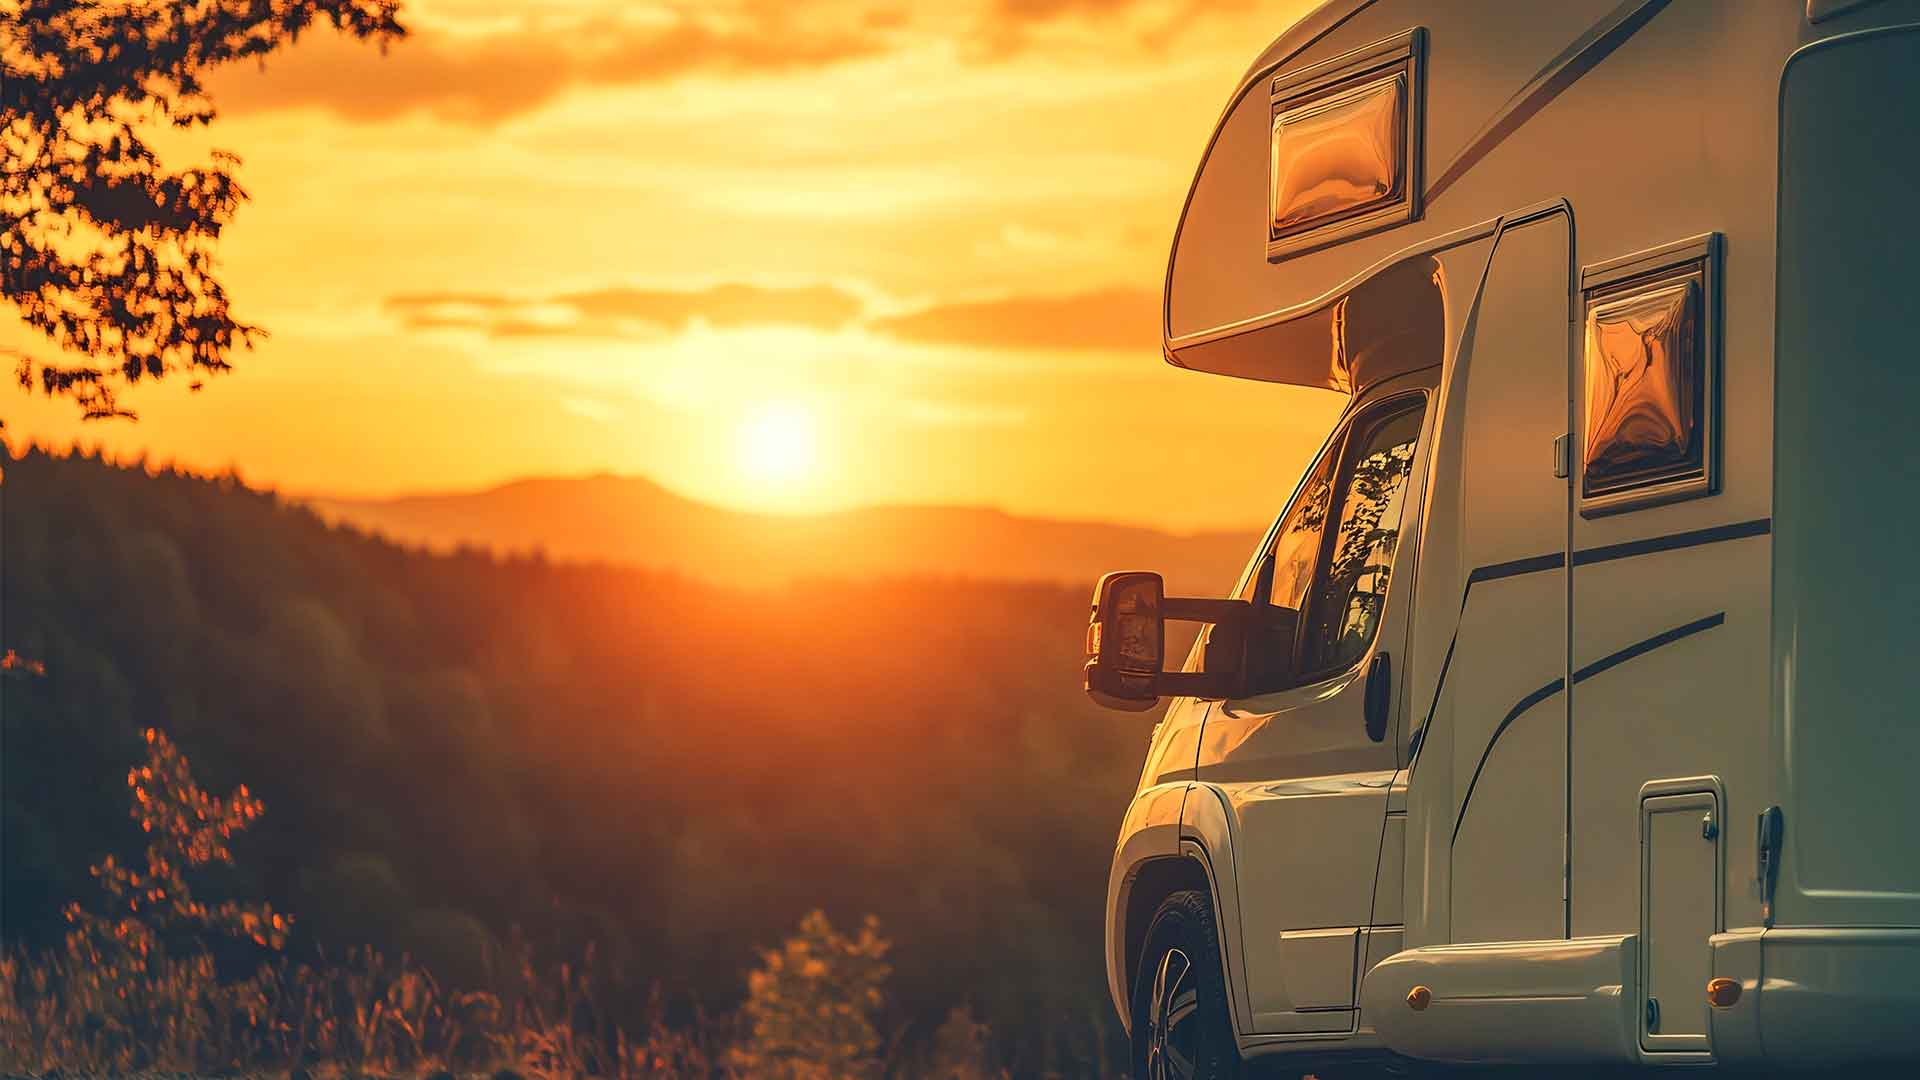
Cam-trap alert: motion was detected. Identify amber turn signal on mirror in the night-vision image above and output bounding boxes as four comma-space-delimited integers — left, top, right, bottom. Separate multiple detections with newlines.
1707, 977, 1742, 1008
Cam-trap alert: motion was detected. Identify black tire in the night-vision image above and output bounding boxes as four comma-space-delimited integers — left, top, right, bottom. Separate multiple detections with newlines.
1133, 889, 1243, 1080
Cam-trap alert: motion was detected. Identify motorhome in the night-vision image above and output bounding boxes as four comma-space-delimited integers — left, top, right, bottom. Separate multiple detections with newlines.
1081, 0, 1920, 1074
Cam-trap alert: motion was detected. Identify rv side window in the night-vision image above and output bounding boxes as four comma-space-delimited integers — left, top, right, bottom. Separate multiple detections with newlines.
1296, 399, 1423, 680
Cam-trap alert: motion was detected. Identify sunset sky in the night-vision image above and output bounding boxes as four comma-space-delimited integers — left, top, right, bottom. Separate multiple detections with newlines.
3, 0, 1341, 530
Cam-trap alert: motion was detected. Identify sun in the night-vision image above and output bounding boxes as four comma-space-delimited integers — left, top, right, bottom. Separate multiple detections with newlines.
737, 401, 820, 484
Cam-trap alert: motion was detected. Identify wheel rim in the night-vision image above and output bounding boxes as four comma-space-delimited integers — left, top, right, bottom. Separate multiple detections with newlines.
1145, 946, 1200, 1080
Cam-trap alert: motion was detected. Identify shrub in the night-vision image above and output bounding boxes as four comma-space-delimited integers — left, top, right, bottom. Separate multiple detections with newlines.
927, 1005, 1002, 1080
731, 909, 892, 1080
0, 728, 288, 1072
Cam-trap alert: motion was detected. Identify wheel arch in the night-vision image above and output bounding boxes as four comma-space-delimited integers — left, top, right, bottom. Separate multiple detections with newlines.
1180, 784, 1253, 1038
1108, 782, 1253, 1041
1121, 855, 1215, 1033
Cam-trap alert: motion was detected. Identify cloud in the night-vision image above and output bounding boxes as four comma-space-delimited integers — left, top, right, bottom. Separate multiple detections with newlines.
383, 279, 1161, 356
556, 284, 865, 329
971, 0, 1247, 58
579, 18, 889, 84
206, 0, 1249, 125
378, 292, 519, 313
209, 9, 897, 125
384, 282, 866, 339
871, 287, 1157, 352
995, 0, 1142, 18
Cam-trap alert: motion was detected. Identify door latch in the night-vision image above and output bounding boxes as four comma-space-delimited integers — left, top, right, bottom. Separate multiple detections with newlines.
1552, 433, 1572, 479
1757, 805, 1784, 926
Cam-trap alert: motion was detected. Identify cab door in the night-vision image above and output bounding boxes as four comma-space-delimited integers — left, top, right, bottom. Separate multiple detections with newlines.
1194, 374, 1433, 1034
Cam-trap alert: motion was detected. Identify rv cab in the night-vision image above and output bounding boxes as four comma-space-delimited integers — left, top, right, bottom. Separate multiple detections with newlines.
1086, 1, 1920, 1074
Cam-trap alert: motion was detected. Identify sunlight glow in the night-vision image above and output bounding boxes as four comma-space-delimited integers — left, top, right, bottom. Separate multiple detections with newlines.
737, 401, 820, 485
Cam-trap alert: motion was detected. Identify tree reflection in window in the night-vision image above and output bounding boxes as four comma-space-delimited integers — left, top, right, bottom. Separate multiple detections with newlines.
1263, 450, 1336, 614
1300, 403, 1422, 677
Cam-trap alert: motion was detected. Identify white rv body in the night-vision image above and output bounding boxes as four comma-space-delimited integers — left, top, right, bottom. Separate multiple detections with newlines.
1103, 0, 1920, 1069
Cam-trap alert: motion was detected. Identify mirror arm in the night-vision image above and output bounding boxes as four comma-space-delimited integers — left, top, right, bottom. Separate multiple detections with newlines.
1164, 596, 1296, 638
1155, 598, 1296, 702
1162, 596, 1251, 624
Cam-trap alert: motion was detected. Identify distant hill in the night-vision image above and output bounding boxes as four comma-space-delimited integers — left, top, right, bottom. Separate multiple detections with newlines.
304, 474, 1262, 595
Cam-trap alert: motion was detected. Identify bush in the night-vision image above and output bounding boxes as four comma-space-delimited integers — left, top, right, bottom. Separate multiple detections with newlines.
0, 728, 288, 1072
927, 1005, 1002, 1080
731, 909, 892, 1079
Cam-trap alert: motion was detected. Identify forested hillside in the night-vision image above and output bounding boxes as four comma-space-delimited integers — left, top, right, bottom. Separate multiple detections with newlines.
0, 446, 1155, 1072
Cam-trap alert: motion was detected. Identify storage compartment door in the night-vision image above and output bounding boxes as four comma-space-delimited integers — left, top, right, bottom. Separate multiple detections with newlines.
1641, 791, 1720, 1054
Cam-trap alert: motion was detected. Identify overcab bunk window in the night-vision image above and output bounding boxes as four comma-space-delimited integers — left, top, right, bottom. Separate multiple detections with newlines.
1266, 28, 1425, 261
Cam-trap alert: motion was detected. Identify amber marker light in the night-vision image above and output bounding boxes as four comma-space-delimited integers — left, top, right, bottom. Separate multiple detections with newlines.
1707, 977, 1742, 1008
1407, 985, 1432, 1011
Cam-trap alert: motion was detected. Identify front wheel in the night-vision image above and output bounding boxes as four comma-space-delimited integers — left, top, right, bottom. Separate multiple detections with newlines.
1133, 889, 1242, 1080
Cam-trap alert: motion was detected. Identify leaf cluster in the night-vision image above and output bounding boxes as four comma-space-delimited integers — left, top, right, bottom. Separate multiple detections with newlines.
1, 0, 404, 416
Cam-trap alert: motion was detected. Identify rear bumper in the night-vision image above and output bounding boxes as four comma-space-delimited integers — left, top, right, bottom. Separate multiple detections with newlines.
1713, 926, 1920, 1066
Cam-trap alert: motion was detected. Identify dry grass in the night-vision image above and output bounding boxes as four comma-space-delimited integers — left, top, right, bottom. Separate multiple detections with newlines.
1, 942, 727, 1078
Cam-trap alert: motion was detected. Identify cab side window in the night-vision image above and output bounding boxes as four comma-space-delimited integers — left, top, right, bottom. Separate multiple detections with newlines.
1297, 400, 1423, 678
1236, 426, 1338, 696
1257, 440, 1337, 612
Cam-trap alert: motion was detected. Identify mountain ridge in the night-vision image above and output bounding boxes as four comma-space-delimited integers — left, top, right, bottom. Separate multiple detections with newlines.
305, 473, 1262, 594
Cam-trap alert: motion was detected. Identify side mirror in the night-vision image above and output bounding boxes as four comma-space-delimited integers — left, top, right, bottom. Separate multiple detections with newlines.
1084, 572, 1166, 711
1084, 572, 1290, 711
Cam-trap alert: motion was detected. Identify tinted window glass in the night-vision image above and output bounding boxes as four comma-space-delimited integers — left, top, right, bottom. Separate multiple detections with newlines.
1299, 401, 1422, 677
1262, 447, 1336, 612
1234, 430, 1337, 696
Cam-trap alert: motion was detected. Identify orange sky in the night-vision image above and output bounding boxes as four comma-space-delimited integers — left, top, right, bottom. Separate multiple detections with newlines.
2, 0, 1341, 530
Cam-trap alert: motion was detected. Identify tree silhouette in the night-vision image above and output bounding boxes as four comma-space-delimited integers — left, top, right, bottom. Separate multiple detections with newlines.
1, 1, 405, 418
